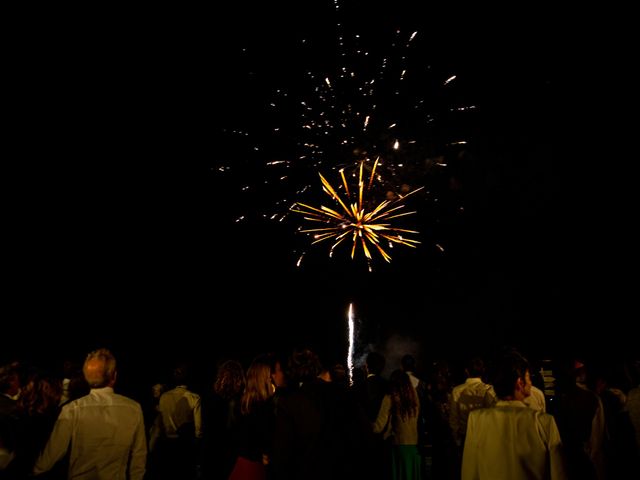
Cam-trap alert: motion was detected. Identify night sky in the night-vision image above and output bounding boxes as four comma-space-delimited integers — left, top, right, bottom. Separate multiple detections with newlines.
5, 3, 632, 369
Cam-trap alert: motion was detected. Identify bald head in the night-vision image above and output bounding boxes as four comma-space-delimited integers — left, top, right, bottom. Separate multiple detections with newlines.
83, 348, 117, 388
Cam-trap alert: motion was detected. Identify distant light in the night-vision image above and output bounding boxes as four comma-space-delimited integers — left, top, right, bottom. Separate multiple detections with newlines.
443, 75, 457, 85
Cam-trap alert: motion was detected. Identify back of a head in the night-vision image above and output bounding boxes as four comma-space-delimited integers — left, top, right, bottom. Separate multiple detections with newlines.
289, 347, 322, 384
242, 355, 274, 415
0, 361, 20, 396
171, 363, 190, 387
214, 360, 245, 400
467, 357, 485, 378
401, 354, 416, 373
492, 353, 529, 399
83, 348, 116, 389
366, 351, 386, 376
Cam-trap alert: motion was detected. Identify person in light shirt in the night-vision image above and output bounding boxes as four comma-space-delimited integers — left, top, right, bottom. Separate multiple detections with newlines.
524, 384, 547, 412
462, 352, 567, 480
33, 348, 146, 480
449, 356, 496, 449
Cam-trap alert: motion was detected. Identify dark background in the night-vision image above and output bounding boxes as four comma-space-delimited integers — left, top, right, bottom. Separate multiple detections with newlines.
5, 3, 632, 370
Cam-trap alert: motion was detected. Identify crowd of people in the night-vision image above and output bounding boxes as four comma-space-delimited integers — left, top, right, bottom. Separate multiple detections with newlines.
1, 345, 639, 479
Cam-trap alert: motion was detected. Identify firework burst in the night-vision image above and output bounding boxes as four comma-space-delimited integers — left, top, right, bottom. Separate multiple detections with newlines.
292, 159, 422, 265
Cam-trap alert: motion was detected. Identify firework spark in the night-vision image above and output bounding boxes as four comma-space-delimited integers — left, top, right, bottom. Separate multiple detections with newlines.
292, 159, 422, 264
347, 302, 355, 386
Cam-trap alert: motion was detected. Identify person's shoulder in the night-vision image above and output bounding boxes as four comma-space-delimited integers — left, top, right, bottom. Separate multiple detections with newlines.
468, 406, 492, 418
529, 408, 556, 426
113, 393, 143, 410
59, 393, 89, 412
185, 390, 201, 401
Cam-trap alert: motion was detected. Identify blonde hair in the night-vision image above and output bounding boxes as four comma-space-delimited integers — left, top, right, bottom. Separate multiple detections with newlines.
241, 356, 273, 415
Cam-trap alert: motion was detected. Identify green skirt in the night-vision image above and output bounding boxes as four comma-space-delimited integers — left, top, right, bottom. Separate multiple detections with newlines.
392, 444, 423, 480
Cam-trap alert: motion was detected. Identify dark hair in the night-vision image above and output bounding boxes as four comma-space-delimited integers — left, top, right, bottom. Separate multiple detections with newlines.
467, 357, 485, 378
214, 360, 245, 400
492, 353, 529, 399
289, 348, 322, 383
366, 352, 386, 375
401, 354, 416, 372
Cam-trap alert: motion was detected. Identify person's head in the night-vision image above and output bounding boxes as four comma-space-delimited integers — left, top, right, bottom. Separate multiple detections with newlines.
214, 360, 245, 400
266, 353, 287, 389
170, 362, 191, 387
17, 370, 62, 416
271, 359, 287, 388
241, 355, 274, 415
151, 383, 165, 400
401, 354, 416, 373
0, 361, 20, 397
366, 351, 386, 376
330, 363, 347, 385
82, 348, 117, 389
466, 356, 485, 378
288, 347, 322, 384
492, 352, 531, 401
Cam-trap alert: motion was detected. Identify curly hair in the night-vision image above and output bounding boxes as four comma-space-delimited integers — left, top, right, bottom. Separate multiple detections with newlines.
214, 360, 245, 400
17, 372, 62, 416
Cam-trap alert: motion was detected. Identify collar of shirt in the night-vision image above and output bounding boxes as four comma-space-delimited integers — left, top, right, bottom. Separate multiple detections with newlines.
89, 387, 114, 395
495, 400, 528, 408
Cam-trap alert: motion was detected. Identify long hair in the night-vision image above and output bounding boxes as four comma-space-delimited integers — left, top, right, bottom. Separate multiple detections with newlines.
389, 369, 419, 420
17, 372, 62, 416
241, 355, 273, 415
214, 360, 245, 400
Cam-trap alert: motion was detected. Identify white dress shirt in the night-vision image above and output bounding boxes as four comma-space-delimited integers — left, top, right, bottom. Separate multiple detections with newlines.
449, 377, 496, 447
33, 387, 146, 480
158, 385, 202, 439
462, 400, 566, 480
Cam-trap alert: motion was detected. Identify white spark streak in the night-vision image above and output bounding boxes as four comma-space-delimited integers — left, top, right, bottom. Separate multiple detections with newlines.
347, 303, 355, 386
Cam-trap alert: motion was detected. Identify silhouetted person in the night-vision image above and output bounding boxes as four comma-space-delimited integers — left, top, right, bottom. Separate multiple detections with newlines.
554, 359, 605, 480
202, 359, 245, 480
273, 347, 369, 480
0, 361, 20, 475
155, 362, 201, 480
10, 369, 62, 478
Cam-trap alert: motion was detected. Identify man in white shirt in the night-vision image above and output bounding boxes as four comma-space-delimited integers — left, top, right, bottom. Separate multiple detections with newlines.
462, 352, 567, 480
449, 356, 496, 448
155, 363, 202, 479
33, 348, 146, 480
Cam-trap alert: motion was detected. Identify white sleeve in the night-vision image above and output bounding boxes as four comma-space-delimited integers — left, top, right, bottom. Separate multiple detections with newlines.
33, 408, 73, 475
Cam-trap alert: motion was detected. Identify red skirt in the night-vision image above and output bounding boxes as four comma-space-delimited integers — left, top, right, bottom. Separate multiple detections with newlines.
228, 456, 266, 480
